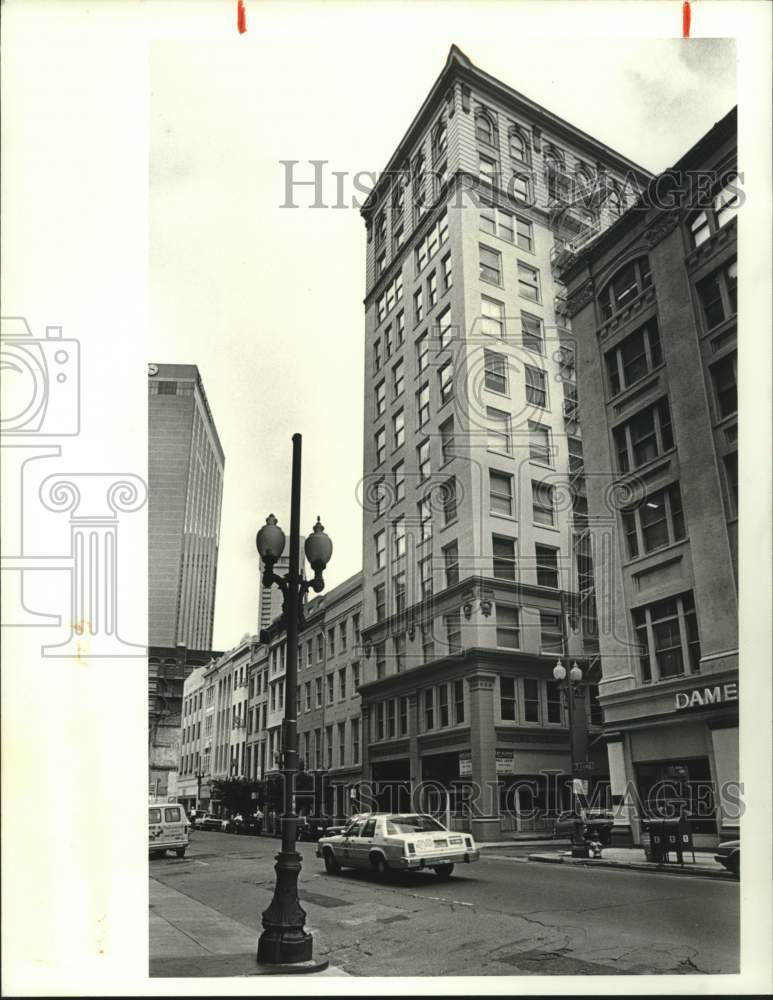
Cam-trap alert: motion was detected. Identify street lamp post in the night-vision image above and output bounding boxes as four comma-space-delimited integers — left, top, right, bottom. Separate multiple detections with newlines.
254, 433, 332, 973
553, 659, 590, 859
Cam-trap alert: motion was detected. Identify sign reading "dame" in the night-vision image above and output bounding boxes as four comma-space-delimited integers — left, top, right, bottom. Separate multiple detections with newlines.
674, 681, 738, 711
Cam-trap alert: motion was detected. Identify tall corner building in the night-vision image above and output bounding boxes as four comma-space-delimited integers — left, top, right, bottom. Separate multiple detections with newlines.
357, 45, 652, 840
560, 108, 738, 848
148, 363, 225, 650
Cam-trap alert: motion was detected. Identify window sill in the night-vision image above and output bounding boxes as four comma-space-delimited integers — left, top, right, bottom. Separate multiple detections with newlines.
487, 447, 514, 460
480, 276, 504, 290
490, 511, 517, 523
440, 517, 459, 533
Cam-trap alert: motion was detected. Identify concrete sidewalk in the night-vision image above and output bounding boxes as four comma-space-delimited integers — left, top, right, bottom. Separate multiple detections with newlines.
528, 846, 735, 879
149, 878, 350, 978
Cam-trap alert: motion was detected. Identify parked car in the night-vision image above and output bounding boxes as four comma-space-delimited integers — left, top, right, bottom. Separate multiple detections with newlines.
187, 808, 207, 828
232, 814, 263, 836
714, 839, 739, 877
317, 813, 479, 879
149, 803, 190, 858
198, 813, 230, 832
297, 816, 348, 842
553, 810, 614, 845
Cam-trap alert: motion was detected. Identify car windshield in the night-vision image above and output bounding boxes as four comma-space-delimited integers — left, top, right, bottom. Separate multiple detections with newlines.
387, 815, 446, 833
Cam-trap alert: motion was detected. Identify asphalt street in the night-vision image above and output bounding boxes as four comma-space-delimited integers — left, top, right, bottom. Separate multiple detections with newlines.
150, 830, 739, 977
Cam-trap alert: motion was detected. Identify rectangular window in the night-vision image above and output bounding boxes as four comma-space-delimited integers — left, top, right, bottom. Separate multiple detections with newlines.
442, 253, 452, 290
351, 718, 360, 762
376, 703, 385, 741
418, 495, 432, 542
515, 216, 533, 252
328, 626, 335, 655
424, 689, 435, 730
376, 641, 386, 679
438, 685, 450, 727
696, 260, 737, 330
443, 540, 459, 588
417, 438, 431, 481
439, 359, 454, 405
393, 358, 404, 399
487, 406, 511, 453
605, 320, 662, 396
351, 661, 360, 691
532, 480, 555, 526
399, 696, 408, 735
492, 535, 516, 580
710, 352, 737, 418
387, 699, 396, 737
621, 483, 686, 559
496, 605, 520, 649
690, 211, 711, 248
481, 296, 505, 338
393, 460, 405, 503
396, 310, 405, 346
484, 349, 508, 394
417, 383, 430, 427
523, 678, 540, 722
528, 420, 551, 464
480, 245, 502, 285
338, 722, 346, 766
338, 667, 346, 700
724, 451, 738, 512
454, 680, 464, 724
414, 287, 424, 325
415, 213, 448, 272
374, 583, 386, 622
539, 611, 563, 653
393, 571, 406, 614
517, 261, 540, 301
437, 306, 452, 350
339, 620, 347, 651
521, 312, 544, 353
632, 592, 700, 682
304, 681, 311, 711
512, 174, 530, 202
535, 544, 559, 588
393, 409, 405, 450
419, 555, 433, 598
315, 677, 322, 708
445, 611, 462, 652
416, 333, 428, 373
714, 179, 739, 228
489, 469, 514, 516
375, 529, 386, 569
524, 365, 547, 407
442, 477, 457, 524
375, 427, 386, 465
546, 681, 563, 724
479, 155, 498, 184
500, 677, 516, 721
428, 271, 438, 310
393, 516, 406, 560
614, 398, 674, 473
440, 416, 455, 464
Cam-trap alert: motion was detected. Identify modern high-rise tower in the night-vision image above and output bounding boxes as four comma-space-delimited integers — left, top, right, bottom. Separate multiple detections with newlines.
148, 363, 224, 649
356, 46, 652, 839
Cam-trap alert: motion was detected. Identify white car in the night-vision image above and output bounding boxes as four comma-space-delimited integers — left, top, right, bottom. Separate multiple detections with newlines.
316, 812, 479, 879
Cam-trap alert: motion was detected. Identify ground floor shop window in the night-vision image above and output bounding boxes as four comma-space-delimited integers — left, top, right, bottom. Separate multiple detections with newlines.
634, 757, 716, 833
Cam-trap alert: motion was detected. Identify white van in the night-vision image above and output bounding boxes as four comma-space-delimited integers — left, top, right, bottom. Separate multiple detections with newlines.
149, 802, 190, 858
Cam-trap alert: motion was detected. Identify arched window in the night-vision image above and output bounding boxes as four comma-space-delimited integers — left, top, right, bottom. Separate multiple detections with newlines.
509, 127, 529, 164
600, 256, 653, 321
475, 110, 497, 147
607, 186, 623, 217
432, 116, 447, 160
574, 167, 594, 200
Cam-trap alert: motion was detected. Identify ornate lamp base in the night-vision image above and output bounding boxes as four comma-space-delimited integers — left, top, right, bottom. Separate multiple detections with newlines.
257, 850, 326, 971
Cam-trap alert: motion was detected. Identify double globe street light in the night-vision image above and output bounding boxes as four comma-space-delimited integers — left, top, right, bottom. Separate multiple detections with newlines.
254, 432, 332, 972
553, 659, 592, 859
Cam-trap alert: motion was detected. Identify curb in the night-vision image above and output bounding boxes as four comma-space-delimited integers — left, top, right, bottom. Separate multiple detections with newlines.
527, 853, 736, 880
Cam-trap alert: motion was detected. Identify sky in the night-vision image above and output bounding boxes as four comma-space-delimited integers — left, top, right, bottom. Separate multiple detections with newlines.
149, 6, 737, 651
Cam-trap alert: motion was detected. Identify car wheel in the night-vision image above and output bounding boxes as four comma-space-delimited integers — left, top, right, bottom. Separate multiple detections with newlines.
175, 847, 186, 858
433, 863, 455, 880
371, 853, 389, 878
323, 849, 341, 874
